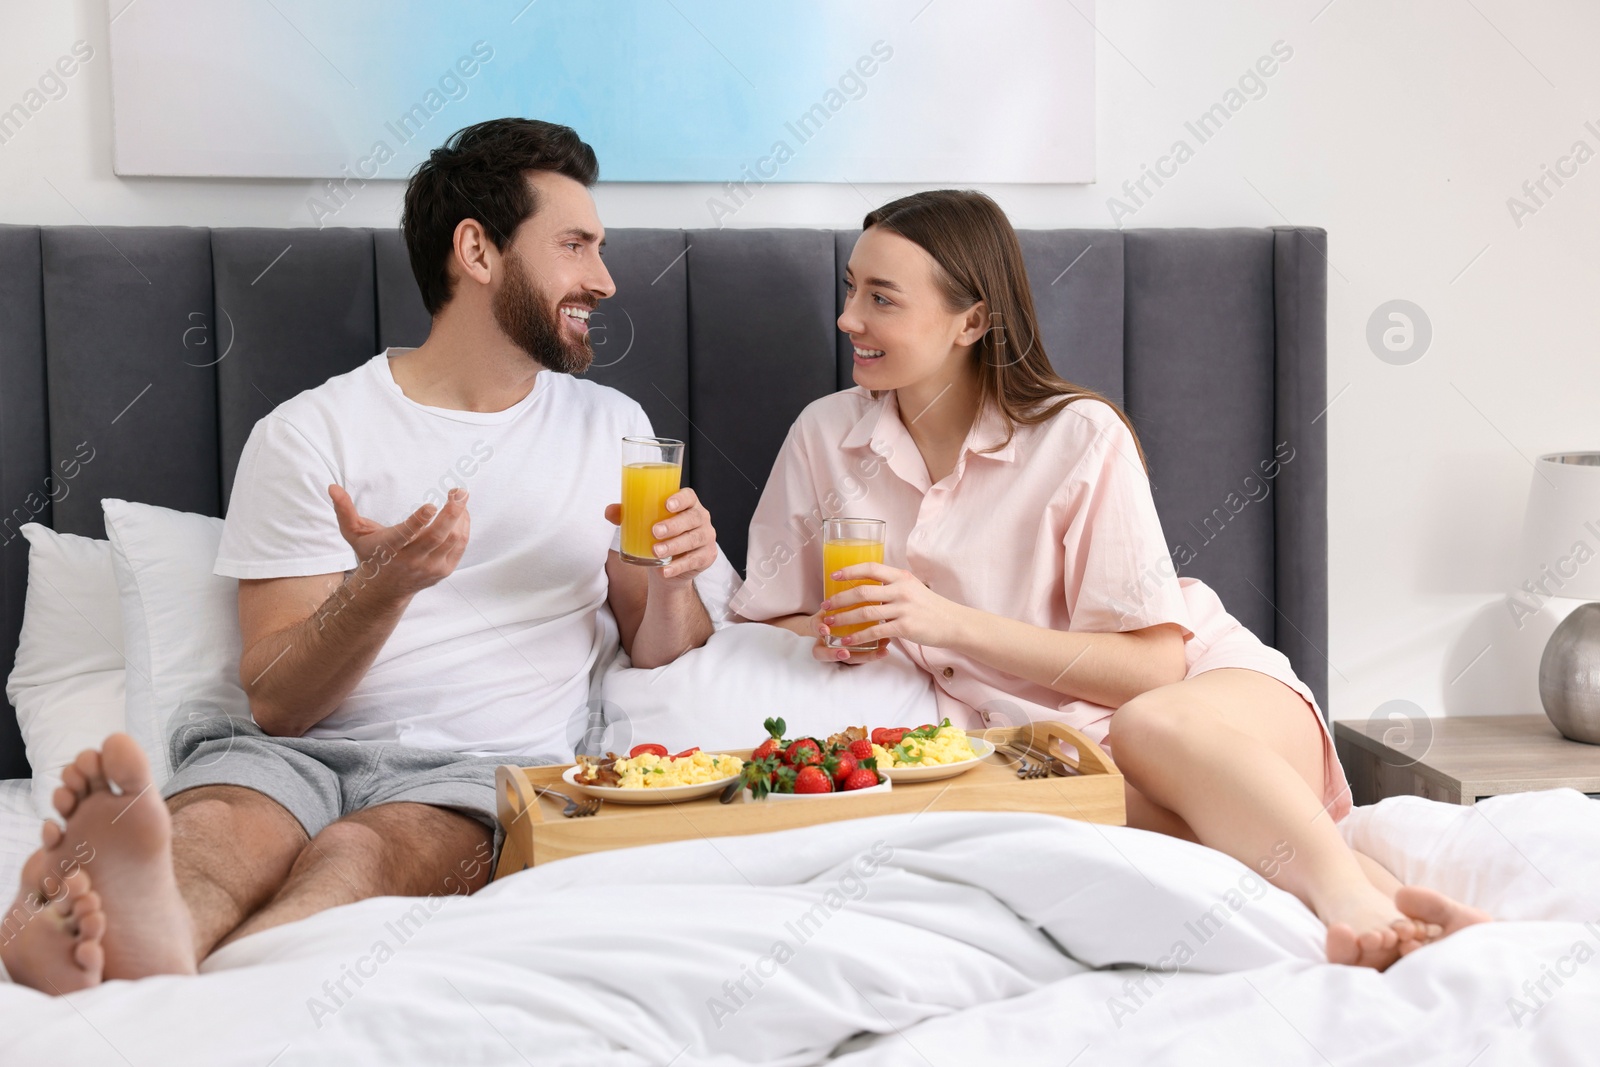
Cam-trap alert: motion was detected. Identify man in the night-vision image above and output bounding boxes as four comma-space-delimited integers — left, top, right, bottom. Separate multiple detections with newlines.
1, 118, 719, 993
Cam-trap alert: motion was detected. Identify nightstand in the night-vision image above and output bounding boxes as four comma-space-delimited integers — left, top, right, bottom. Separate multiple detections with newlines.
1333, 714, 1600, 806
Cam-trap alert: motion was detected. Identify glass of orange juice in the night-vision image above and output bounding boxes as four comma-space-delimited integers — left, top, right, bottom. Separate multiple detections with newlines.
822, 517, 885, 651
620, 436, 685, 566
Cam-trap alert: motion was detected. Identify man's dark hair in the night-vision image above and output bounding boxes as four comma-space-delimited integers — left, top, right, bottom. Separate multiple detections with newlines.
402, 118, 599, 315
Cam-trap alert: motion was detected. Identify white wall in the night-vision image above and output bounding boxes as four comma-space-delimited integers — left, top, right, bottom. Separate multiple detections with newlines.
3, 0, 1597, 726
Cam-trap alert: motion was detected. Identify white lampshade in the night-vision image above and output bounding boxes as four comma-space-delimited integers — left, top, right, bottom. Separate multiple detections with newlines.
1519, 452, 1600, 603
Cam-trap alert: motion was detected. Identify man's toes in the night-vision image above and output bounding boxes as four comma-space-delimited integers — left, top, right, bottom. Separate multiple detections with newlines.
60, 764, 89, 800
99, 733, 152, 795
72, 895, 105, 942
72, 749, 108, 794
72, 937, 104, 977
54, 782, 81, 820
58, 867, 91, 905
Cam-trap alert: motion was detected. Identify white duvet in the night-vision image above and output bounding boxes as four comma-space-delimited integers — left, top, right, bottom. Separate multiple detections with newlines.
2, 789, 1597, 1066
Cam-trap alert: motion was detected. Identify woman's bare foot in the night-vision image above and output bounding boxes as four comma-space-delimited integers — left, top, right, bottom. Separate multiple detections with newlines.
0, 836, 106, 993
1393, 885, 1491, 956
1319, 884, 1422, 970
49, 735, 197, 982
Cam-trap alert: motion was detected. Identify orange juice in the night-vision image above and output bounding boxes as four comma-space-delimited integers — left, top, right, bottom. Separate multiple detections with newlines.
621, 462, 682, 563
823, 537, 884, 645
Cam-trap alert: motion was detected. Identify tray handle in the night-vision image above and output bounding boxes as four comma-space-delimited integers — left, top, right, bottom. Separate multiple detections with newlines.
496, 764, 546, 830
1020, 720, 1120, 777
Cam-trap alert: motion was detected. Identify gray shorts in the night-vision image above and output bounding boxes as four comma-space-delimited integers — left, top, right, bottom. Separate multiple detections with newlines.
162, 716, 517, 857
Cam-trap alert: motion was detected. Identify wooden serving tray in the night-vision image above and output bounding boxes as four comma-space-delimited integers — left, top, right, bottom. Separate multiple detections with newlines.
493, 720, 1123, 879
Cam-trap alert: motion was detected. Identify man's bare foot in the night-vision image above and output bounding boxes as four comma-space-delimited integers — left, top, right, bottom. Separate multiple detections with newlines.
1393, 885, 1491, 957
1320, 884, 1421, 970
50, 735, 197, 981
0, 839, 106, 993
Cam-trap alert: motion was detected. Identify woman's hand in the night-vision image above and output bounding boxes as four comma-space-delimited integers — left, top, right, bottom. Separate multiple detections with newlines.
809, 606, 891, 665
819, 563, 969, 652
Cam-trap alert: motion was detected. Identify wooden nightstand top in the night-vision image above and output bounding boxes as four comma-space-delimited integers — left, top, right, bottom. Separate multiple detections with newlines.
1334, 714, 1600, 803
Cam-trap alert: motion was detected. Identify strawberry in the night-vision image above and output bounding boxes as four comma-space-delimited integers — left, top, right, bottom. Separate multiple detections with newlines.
841, 767, 881, 791
830, 751, 858, 783
753, 717, 789, 762
848, 738, 874, 761
794, 766, 833, 793
786, 738, 824, 767
629, 743, 668, 758
743, 756, 796, 799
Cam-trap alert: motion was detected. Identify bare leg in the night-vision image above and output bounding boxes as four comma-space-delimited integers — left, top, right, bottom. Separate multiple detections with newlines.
1127, 782, 1408, 901
1110, 669, 1488, 970
219, 801, 492, 948
165, 784, 309, 959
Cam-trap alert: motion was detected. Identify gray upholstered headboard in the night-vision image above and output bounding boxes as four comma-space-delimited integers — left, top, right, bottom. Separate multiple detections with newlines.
0, 223, 1328, 779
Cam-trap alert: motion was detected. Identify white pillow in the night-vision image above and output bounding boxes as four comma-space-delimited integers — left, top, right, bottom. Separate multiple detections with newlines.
102, 499, 250, 786
6, 524, 128, 818
594, 622, 940, 756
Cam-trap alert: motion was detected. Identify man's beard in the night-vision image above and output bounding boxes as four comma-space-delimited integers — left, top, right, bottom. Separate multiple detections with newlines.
492, 251, 594, 375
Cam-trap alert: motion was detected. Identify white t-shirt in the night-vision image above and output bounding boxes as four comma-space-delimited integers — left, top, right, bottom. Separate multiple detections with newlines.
215, 349, 650, 760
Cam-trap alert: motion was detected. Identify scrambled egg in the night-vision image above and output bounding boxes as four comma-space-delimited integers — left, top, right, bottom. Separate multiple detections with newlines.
872, 725, 978, 768
612, 750, 744, 789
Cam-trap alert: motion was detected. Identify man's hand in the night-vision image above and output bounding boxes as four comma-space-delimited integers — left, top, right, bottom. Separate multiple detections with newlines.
603, 487, 716, 583
329, 483, 472, 600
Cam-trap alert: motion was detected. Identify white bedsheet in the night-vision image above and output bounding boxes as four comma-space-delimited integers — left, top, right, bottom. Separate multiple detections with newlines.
0, 789, 1596, 1066
0, 778, 36, 903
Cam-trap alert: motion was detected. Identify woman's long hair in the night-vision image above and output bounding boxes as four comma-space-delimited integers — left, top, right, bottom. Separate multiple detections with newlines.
861, 190, 1148, 472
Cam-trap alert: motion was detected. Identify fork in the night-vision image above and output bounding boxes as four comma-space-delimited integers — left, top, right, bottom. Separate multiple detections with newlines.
536, 787, 602, 817
997, 744, 1050, 780
1000, 740, 1078, 779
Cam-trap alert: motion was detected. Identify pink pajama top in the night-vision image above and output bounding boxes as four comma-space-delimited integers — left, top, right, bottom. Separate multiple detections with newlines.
730, 388, 1348, 819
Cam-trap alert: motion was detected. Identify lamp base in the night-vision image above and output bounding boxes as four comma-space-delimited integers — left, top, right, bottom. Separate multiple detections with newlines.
1538, 601, 1600, 745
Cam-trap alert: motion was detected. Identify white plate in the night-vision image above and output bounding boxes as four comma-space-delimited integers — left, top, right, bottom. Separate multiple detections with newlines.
878, 736, 995, 783
561, 763, 740, 805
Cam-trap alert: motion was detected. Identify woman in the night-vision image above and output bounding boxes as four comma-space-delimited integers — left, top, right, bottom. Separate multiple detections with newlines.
730, 190, 1488, 969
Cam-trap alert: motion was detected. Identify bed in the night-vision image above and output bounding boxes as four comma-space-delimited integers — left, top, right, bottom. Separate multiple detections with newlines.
2, 223, 1586, 1065
2, 787, 1596, 1064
